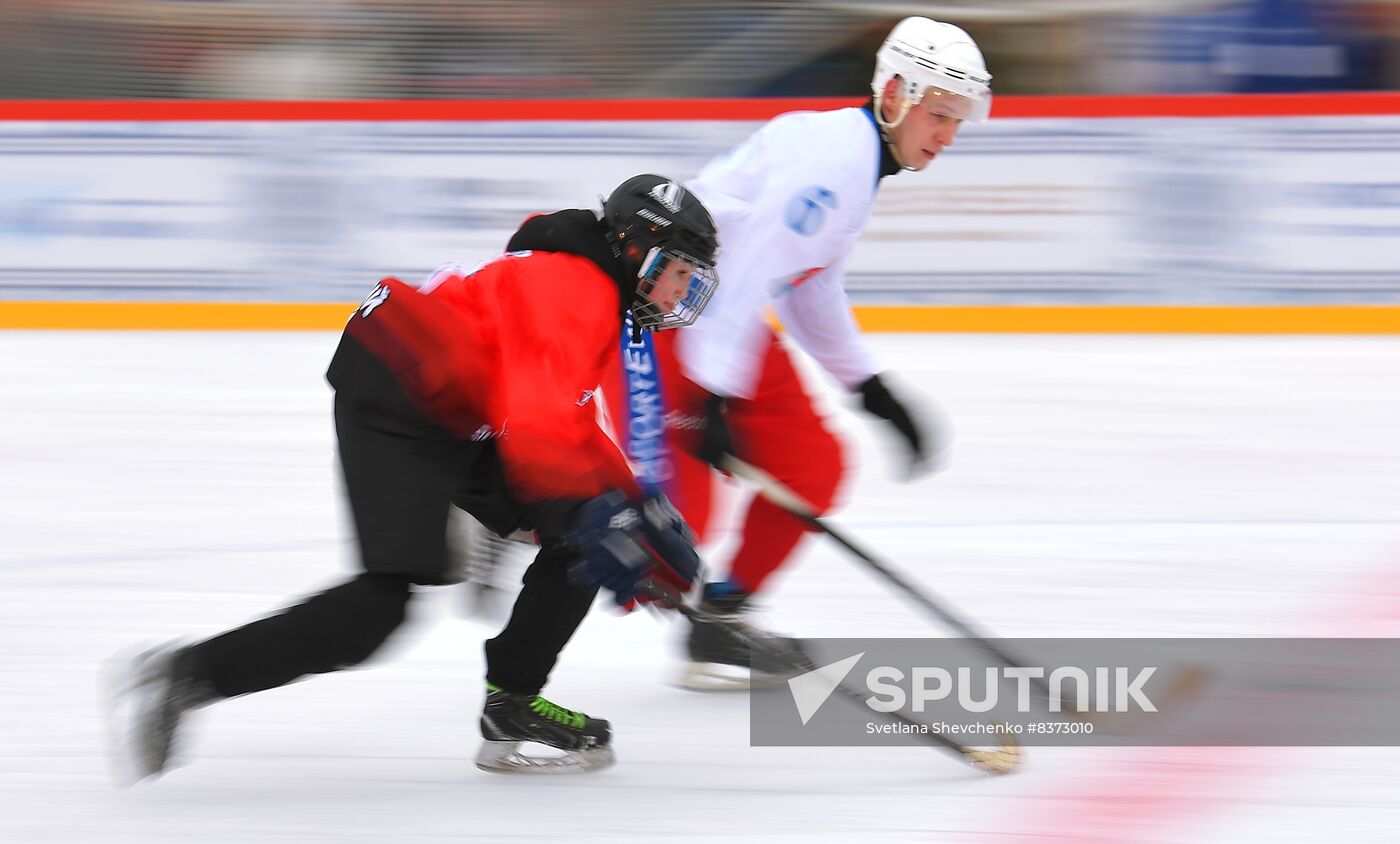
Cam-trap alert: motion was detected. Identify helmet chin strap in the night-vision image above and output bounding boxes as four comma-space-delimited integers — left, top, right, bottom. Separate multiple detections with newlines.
872, 91, 918, 172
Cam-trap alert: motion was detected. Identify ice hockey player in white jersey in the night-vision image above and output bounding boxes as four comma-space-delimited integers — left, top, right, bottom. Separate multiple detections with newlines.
597, 16, 993, 688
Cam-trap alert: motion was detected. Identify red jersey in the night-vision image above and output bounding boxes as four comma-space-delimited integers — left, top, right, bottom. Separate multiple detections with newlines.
344, 250, 637, 504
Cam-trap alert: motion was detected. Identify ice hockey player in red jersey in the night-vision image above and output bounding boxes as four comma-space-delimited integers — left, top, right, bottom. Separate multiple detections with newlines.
107, 174, 719, 778
599, 18, 993, 689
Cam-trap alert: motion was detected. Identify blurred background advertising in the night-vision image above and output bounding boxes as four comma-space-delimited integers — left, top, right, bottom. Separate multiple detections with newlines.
0, 0, 1398, 314
1, 0, 1396, 99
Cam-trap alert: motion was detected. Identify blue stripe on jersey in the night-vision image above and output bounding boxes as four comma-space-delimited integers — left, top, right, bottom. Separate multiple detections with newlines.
619, 313, 674, 491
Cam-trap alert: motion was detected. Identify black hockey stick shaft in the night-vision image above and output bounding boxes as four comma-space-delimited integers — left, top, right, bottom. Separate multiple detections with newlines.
719, 456, 1056, 703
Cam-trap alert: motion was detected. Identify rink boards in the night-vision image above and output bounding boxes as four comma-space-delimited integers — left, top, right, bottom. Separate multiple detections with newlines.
2, 93, 1400, 331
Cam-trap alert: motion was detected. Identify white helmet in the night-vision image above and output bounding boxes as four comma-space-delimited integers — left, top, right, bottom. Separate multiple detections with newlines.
872, 17, 992, 127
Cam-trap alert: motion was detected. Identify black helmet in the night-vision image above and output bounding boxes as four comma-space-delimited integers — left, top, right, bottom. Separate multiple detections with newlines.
603, 174, 720, 332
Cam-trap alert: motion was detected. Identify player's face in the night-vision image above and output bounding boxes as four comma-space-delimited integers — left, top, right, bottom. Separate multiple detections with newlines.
644, 257, 697, 314
888, 87, 965, 171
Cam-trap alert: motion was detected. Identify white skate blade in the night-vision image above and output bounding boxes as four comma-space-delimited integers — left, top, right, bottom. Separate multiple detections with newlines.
677, 660, 752, 691
474, 740, 615, 775
676, 661, 792, 692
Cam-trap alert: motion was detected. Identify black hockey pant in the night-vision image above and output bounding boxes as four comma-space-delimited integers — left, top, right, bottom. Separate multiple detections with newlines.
188, 555, 596, 700
183, 334, 598, 700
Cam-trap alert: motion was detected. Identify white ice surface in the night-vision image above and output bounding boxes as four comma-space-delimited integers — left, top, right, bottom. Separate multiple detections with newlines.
2, 331, 1399, 843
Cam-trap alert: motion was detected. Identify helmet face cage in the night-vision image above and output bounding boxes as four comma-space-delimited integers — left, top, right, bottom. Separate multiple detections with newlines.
603, 174, 720, 332
631, 245, 718, 332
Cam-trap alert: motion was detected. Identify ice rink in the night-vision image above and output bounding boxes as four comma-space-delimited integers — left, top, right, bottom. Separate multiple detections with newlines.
3, 329, 1399, 843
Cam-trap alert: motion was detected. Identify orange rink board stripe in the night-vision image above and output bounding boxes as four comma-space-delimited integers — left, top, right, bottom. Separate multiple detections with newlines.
5, 302, 1400, 333
0, 302, 354, 331
3, 92, 1400, 121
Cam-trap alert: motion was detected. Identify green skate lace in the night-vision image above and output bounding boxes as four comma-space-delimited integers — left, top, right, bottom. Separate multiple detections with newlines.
529, 696, 586, 730
485, 683, 586, 730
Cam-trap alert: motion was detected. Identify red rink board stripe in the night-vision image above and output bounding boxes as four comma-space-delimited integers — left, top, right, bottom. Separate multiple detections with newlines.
2, 92, 1399, 121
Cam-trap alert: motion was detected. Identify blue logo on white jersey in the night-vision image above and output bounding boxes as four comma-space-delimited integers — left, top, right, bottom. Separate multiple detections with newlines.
784, 186, 838, 237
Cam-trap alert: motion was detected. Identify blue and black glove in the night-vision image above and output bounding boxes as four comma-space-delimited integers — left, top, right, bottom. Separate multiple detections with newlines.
565, 490, 700, 609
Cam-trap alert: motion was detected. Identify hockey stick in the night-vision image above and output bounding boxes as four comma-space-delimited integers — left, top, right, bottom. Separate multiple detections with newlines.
718, 455, 1205, 728
718, 457, 1043, 673
646, 584, 1020, 776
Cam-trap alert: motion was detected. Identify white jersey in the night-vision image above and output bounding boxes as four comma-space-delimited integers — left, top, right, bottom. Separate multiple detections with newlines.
679, 106, 884, 399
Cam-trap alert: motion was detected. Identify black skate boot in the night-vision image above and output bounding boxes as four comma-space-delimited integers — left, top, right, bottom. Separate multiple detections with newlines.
105, 643, 218, 784
475, 684, 614, 774
680, 584, 794, 691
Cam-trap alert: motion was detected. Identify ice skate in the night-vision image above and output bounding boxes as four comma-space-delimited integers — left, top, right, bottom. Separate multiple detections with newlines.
678, 586, 796, 692
475, 684, 614, 774
105, 643, 217, 784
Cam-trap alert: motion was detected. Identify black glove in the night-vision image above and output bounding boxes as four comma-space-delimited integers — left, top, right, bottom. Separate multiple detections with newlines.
564, 490, 700, 609
696, 393, 735, 469
857, 374, 930, 478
